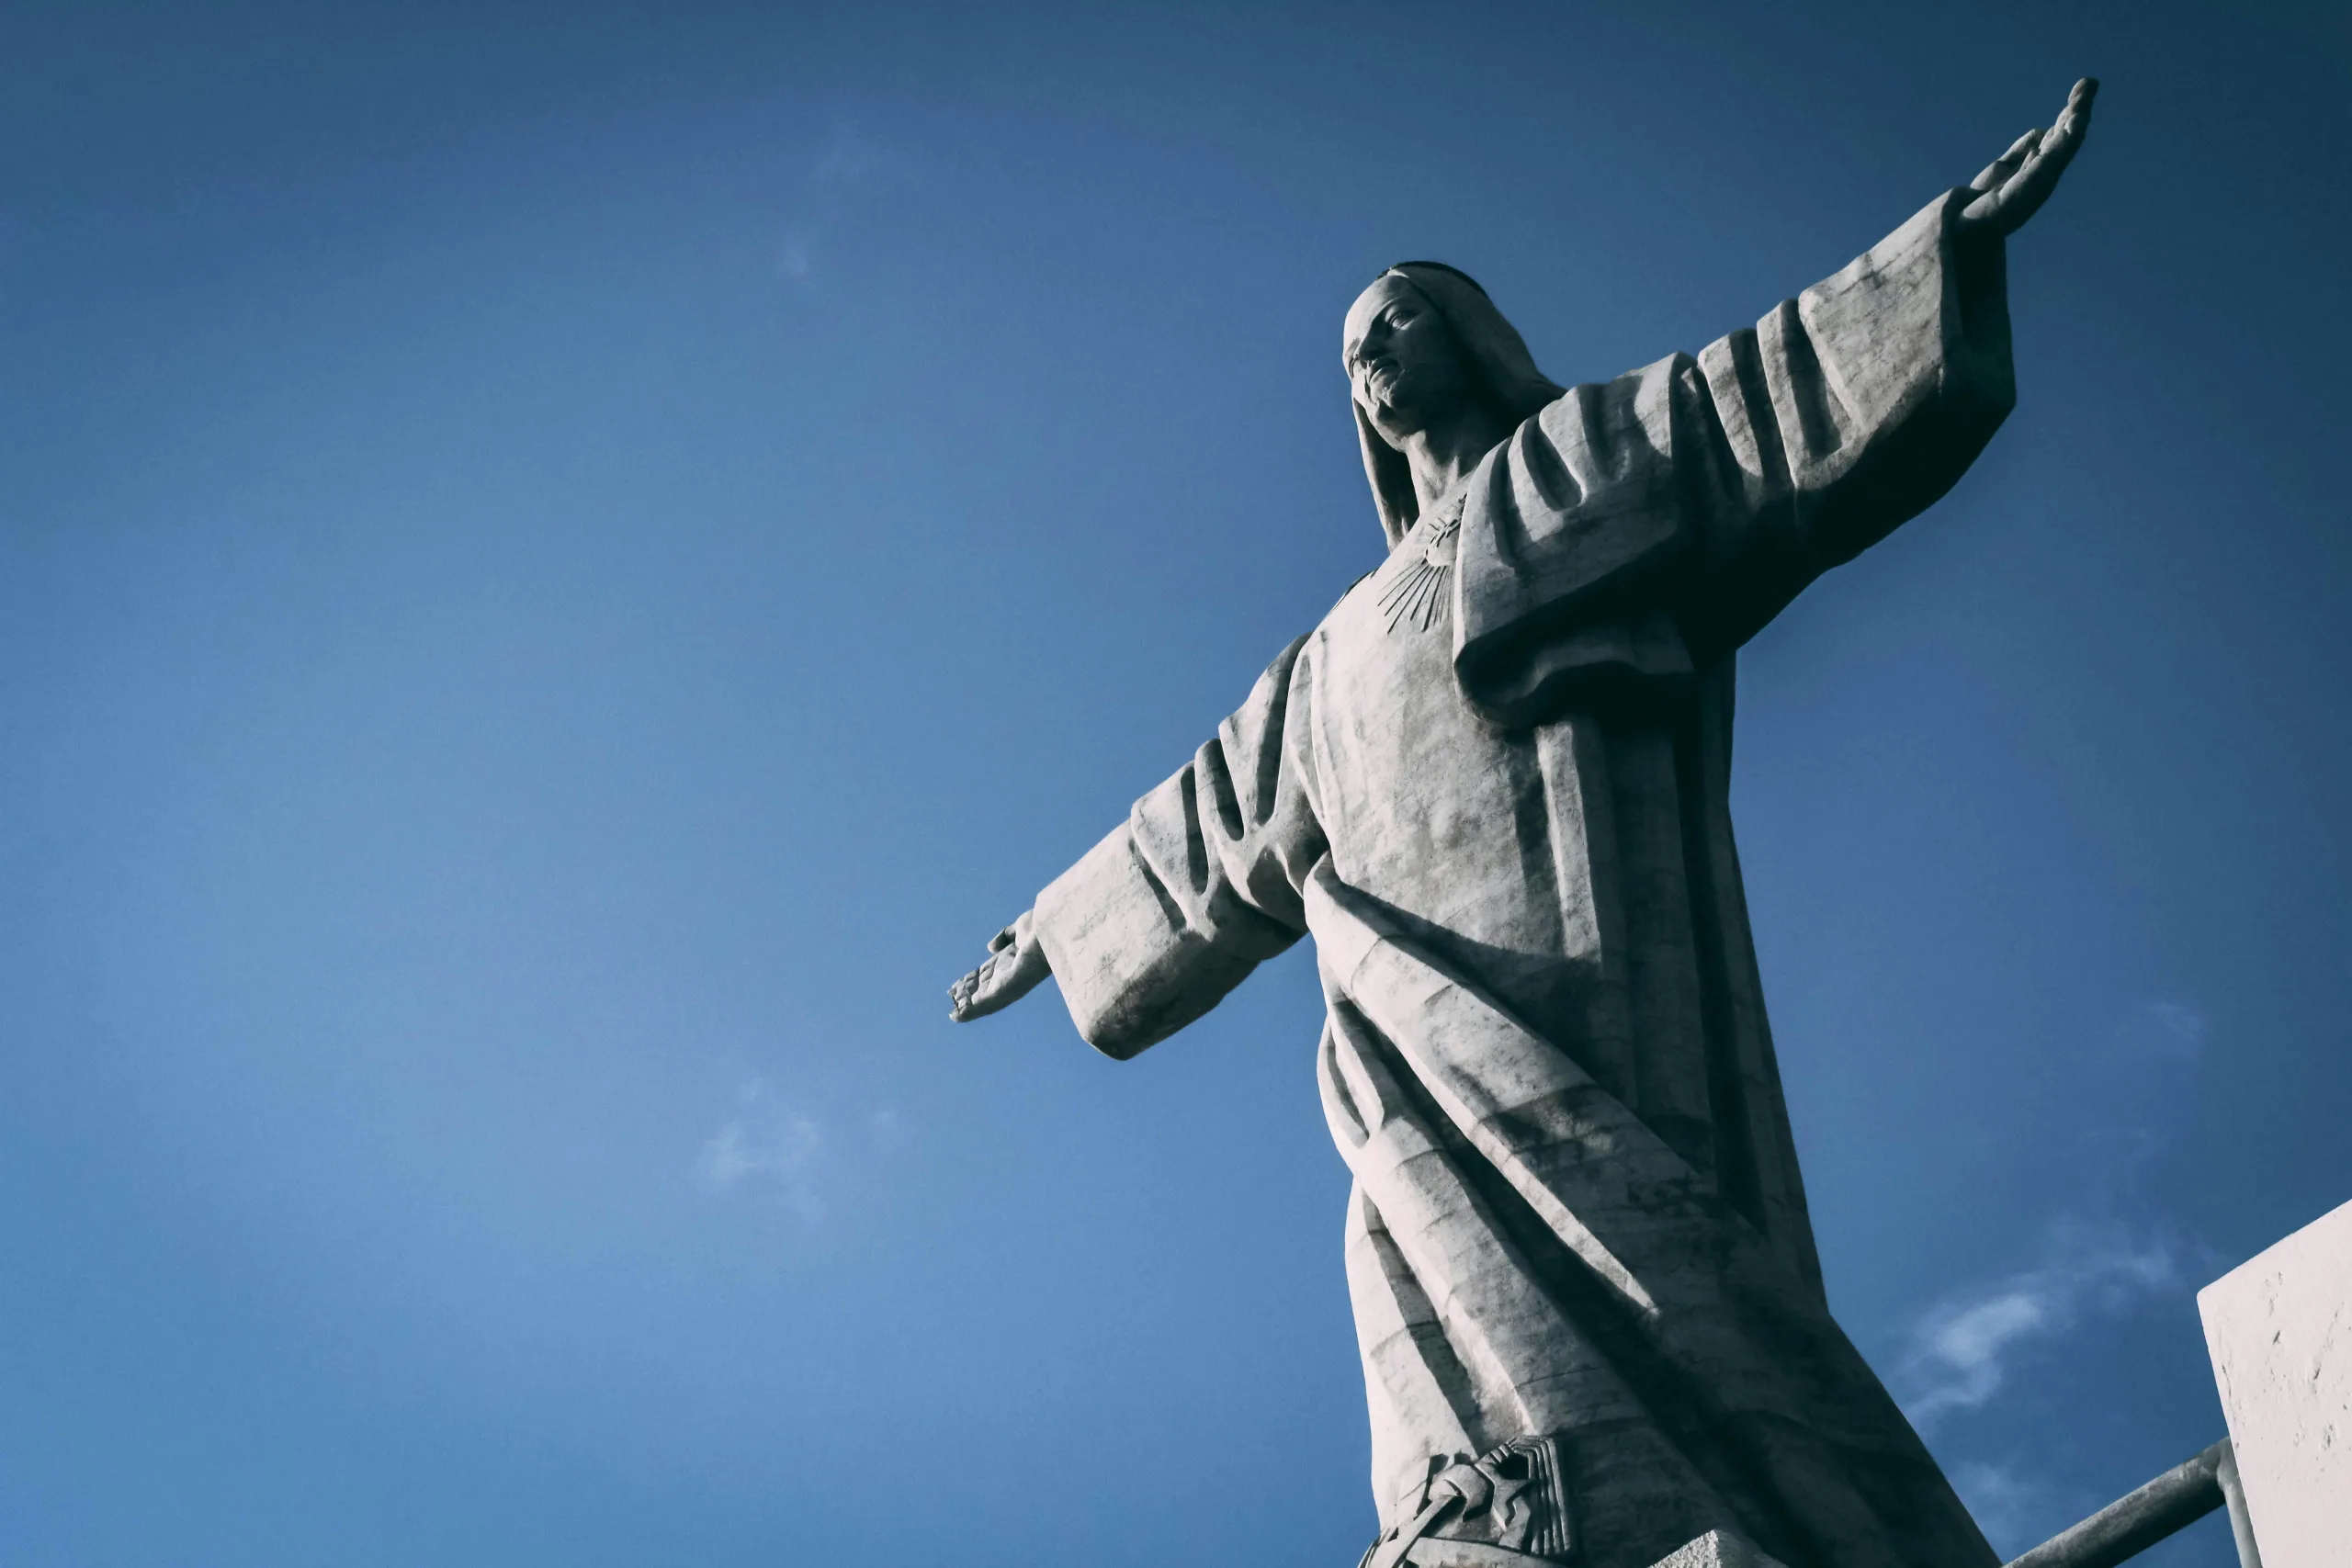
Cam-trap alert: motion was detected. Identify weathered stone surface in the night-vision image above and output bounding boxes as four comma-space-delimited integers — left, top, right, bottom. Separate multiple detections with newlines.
950, 80, 2099, 1568
1647, 1531, 1790, 1568
2199, 1198, 2352, 1566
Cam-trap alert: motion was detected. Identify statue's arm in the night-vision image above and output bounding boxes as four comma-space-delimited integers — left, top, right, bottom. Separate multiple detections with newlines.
1444, 82, 2097, 713
1673, 78, 2095, 650
946, 634, 1325, 1056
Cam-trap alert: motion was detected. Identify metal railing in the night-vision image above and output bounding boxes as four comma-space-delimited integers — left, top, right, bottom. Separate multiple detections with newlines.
2004, 1438, 2262, 1568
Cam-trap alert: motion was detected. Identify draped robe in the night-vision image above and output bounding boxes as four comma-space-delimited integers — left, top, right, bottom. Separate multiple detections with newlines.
1028, 192, 2015, 1568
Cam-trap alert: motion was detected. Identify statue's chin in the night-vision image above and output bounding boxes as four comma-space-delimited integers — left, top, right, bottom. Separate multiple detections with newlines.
1366, 400, 1423, 446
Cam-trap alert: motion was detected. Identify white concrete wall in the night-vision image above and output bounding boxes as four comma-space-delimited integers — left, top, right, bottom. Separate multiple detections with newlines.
2200, 1198, 2352, 1567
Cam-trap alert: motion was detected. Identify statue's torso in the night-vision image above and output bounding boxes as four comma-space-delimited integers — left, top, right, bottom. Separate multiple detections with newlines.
1308, 510, 1611, 1066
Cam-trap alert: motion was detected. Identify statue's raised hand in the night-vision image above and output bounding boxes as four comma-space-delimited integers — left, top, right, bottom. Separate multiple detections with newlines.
1959, 77, 2098, 240
947, 909, 1050, 1022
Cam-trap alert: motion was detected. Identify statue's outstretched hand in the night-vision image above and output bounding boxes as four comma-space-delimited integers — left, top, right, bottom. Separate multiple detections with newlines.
947, 909, 1050, 1022
1959, 77, 2098, 240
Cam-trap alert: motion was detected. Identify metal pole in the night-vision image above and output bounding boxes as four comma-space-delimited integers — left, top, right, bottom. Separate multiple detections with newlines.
2215, 1438, 2265, 1568
2003, 1440, 2228, 1568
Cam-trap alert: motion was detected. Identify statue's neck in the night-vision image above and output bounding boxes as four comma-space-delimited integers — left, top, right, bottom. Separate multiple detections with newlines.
1401, 404, 1512, 516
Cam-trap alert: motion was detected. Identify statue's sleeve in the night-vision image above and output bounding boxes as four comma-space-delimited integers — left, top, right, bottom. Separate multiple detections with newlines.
1029, 635, 1328, 1060
1452, 189, 2015, 722
1672, 186, 2016, 649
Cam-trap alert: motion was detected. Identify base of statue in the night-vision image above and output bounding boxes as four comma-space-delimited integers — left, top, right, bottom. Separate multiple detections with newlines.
1373, 1527, 1787, 1568
1645, 1531, 1788, 1568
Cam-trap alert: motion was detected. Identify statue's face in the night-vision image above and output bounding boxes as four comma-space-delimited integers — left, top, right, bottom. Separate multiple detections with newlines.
1344, 274, 1470, 443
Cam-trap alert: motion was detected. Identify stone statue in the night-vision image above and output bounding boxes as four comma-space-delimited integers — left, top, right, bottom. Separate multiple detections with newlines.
951, 80, 2098, 1568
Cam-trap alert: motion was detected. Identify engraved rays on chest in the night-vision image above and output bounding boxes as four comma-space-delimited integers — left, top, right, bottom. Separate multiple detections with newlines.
1377, 495, 1465, 636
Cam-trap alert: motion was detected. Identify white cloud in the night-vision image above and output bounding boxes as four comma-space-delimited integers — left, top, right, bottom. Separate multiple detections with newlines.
1948, 1459, 2088, 1557
1898, 1225, 2177, 1430
810, 122, 922, 187
1905, 998, 2215, 1546
2118, 998, 2207, 1064
777, 231, 814, 283
772, 120, 941, 289
695, 1080, 912, 1224
698, 1079, 825, 1220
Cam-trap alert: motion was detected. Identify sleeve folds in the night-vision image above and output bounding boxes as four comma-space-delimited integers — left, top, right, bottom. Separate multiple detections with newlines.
1032, 636, 1328, 1058
1454, 189, 2016, 726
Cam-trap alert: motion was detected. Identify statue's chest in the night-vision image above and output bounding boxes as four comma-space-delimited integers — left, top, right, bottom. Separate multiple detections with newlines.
1325, 500, 1468, 720
1315, 502, 1541, 882
1370, 502, 1461, 637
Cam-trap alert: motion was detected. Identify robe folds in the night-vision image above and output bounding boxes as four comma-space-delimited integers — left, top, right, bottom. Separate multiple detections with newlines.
1030, 191, 2014, 1568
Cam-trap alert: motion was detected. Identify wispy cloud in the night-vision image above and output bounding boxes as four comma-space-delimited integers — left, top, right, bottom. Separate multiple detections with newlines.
810, 121, 923, 188
1895, 998, 2206, 1430
698, 1079, 825, 1221
777, 230, 814, 283
1894, 996, 2215, 1551
1899, 1225, 2178, 1430
1948, 1458, 2087, 1557
2062, 999, 2209, 1192
695, 1081, 915, 1224
868, 1106, 910, 1149
772, 120, 932, 286
2118, 998, 2205, 1065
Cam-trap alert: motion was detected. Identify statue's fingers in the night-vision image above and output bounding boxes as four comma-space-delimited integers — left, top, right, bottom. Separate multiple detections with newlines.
2019, 107, 2090, 195
2043, 112, 2087, 164
1993, 137, 2087, 235
951, 965, 995, 1021
1969, 130, 2042, 194
1969, 157, 2018, 193
2041, 81, 2098, 161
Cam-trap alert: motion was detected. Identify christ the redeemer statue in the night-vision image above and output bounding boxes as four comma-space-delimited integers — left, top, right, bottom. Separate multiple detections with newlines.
950, 81, 2098, 1568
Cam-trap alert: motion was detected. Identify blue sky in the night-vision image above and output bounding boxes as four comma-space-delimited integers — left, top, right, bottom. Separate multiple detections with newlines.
1, 3, 2346, 1564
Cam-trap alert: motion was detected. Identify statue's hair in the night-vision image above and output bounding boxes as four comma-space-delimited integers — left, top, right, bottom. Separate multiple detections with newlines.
1351, 263, 1566, 551
1385, 260, 1491, 297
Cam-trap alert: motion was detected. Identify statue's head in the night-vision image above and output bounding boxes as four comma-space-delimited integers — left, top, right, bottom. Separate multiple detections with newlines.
1344, 271, 1482, 447
1343, 263, 1564, 550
